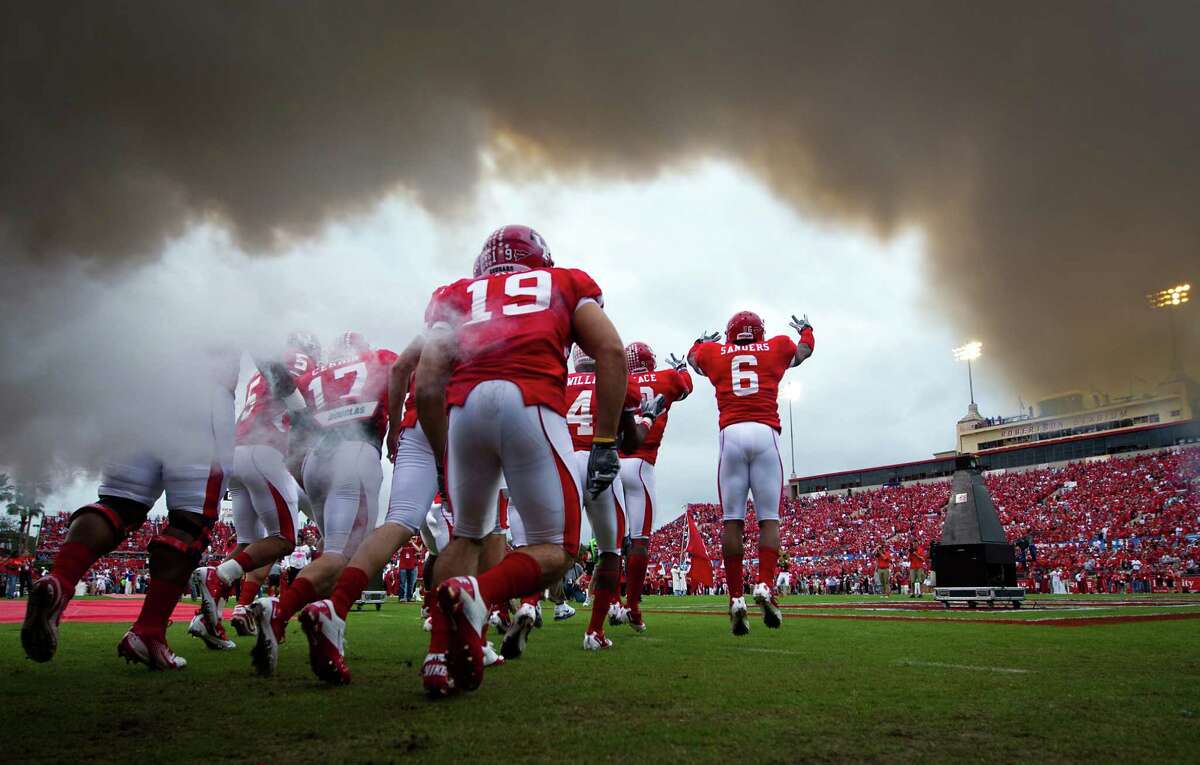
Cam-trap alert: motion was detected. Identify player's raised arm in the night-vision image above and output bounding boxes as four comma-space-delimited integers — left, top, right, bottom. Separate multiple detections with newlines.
253, 357, 308, 413
687, 331, 720, 375
788, 314, 815, 367
386, 336, 424, 461
573, 302, 626, 496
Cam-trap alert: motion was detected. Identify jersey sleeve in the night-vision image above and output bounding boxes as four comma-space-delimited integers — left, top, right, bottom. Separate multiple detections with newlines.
773, 335, 798, 369
672, 368, 694, 401
564, 268, 604, 311
623, 379, 642, 411
691, 342, 717, 377
376, 348, 400, 367
424, 283, 467, 329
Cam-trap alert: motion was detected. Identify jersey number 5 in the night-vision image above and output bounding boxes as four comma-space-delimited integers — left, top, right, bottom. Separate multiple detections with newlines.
464, 271, 552, 325
731, 355, 759, 397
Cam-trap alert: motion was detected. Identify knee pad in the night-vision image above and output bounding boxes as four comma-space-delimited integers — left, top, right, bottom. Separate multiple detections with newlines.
148, 511, 215, 563
72, 496, 151, 542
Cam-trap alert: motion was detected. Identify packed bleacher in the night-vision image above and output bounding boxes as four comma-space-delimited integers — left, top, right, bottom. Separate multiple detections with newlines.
650, 448, 1200, 594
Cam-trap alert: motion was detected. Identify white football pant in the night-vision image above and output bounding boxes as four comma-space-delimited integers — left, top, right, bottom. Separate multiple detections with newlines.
717, 421, 784, 522
302, 440, 382, 557
230, 444, 300, 544
619, 457, 656, 540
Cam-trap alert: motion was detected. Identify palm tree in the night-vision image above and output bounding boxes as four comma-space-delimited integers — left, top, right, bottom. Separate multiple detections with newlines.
1, 475, 45, 556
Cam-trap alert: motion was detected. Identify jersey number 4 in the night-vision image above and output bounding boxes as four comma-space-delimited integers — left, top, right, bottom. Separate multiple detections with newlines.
464, 271, 552, 325
567, 388, 594, 435
731, 355, 759, 397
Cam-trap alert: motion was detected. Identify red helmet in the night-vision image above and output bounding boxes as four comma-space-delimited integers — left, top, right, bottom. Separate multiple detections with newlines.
625, 342, 655, 373
475, 225, 553, 276
335, 331, 370, 357
571, 344, 596, 372
726, 311, 765, 344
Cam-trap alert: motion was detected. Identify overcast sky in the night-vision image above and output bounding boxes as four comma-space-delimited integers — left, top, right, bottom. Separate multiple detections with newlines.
40, 159, 1023, 532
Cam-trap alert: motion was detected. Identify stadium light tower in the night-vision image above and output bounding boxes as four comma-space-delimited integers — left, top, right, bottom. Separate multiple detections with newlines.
782, 380, 802, 477
952, 341, 983, 406
1146, 283, 1190, 379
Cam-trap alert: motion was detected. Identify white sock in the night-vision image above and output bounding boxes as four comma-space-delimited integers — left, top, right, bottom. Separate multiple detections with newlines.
216, 558, 245, 586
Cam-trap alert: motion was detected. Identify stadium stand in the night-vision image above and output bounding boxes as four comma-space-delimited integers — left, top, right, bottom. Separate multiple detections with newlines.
652, 448, 1200, 595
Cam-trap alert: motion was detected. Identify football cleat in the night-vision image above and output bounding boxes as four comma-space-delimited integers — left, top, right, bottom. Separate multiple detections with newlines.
752, 583, 783, 629
482, 641, 505, 668
435, 576, 489, 692
532, 601, 544, 629
730, 597, 751, 636
190, 566, 228, 638
21, 575, 70, 663
627, 610, 647, 633
249, 597, 286, 677
553, 602, 576, 621
117, 629, 187, 670
607, 603, 629, 627
299, 599, 351, 685
422, 616, 433, 632
230, 604, 256, 636
421, 652, 455, 698
501, 602, 538, 660
187, 613, 236, 650
582, 631, 614, 651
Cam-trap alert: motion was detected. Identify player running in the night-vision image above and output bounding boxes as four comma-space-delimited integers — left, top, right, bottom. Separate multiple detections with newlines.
414, 224, 627, 696
688, 311, 814, 635
565, 345, 663, 649
249, 332, 398, 677
190, 332, 319, 649
21, 351, 239, 670
616, 341, 692, 632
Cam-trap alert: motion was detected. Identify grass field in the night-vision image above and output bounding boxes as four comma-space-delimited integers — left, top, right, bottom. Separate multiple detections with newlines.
3, 594, 1199, 763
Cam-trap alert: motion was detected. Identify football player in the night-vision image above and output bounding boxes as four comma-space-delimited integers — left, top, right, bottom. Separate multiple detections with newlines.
21, 350, 239, 670
189, 332, 319, 649
688, 311, 814, 635
248, 332, 398, 676
616, 341, 692, 632
565, 345, 663, 649
414, 225, 627, 696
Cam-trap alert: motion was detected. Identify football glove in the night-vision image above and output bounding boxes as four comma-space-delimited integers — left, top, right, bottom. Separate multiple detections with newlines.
696, 330, 720, 345
666, 353, 687, 372
789, 314, 812, 335
640, 393, 667, 422
586, 438, 621, 499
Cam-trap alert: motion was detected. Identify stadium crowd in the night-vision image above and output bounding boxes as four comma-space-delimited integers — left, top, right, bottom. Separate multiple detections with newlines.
650, 449, 1200, 595
26, 449, 1199, 598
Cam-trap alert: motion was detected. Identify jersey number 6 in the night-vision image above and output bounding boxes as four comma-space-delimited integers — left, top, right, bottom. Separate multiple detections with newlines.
731, 355, 759, 397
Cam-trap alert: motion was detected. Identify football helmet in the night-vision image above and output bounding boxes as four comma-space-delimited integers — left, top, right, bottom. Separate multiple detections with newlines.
571, 344, 596, 373
334, 331, 370, 358
625, 342, 655, 373
726, 311, 765, 344
475, 225, 553, 276
286, 330, 321, 362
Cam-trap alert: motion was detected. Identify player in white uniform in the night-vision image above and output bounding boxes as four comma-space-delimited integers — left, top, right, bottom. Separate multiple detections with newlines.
189, 333, 318, 649
248, 332, 398, 677
22, 350, 238, 670
414, 225, 627, 696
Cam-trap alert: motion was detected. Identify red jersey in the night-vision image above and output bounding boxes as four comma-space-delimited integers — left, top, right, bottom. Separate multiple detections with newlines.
691, 335, 797, 431
297, 348, 399, 448
564, 372, 641, 452
620, 368, 693, 464
399, 372, 418, 429
234, 351, 316, 452
424, 267, 603, 415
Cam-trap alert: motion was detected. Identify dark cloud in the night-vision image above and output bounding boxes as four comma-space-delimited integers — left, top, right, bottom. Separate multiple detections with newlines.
1, 2, 1197, 476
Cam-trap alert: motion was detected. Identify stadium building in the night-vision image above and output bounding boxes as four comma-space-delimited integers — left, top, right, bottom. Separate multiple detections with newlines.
790, 377, 1200, 495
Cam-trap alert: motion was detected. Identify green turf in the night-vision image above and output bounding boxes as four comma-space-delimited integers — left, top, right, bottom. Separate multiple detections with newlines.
3, 595, 1199, 763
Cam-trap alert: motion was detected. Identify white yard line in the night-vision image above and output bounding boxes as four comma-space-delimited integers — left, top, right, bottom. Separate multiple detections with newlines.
898, 660, 1030, 674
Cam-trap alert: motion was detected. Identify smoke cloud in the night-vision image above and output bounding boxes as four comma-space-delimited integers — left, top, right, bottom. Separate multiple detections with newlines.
1, 2, 1197, 483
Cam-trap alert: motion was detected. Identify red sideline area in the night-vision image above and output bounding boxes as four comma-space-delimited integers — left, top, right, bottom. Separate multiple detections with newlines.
0, 597, 228, 625
643, 607, 1200, 627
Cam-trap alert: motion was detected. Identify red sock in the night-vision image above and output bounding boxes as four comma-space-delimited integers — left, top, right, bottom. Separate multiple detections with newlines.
724, 553, 744, 600
330, 566, 369, 620
233, 550, 255, 572
476, 552, 542, 606
587, 558, 619, 635
520, 592, 541, 607
626, 550, 648, 614
276, 576, 317, 623
132, 577, 186, 640
237, 579, 260, 606
759, 547, 778, 589
51, 541, 101, 590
